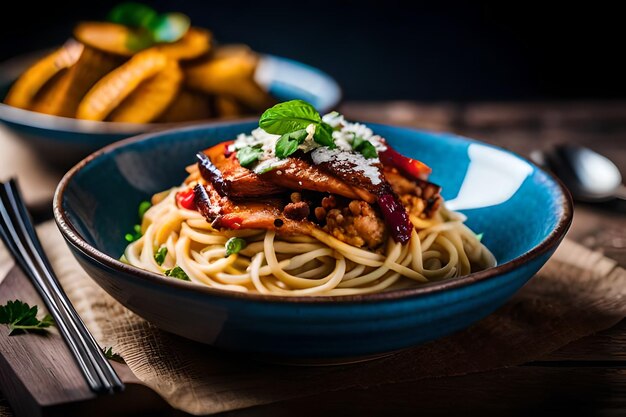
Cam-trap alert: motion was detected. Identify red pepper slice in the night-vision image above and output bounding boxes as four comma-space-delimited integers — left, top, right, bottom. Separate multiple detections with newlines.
379, 144, 432, 181
219, 215, 244, 229
377, 192, 413, 244
176, 188, 197, 211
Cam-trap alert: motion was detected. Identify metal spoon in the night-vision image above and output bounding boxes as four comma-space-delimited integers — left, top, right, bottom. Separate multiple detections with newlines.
531, 145, 626, 203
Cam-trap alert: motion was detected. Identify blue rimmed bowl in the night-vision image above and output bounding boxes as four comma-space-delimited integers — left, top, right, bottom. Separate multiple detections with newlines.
0, 50, 340, 168
53, 121, 572, 363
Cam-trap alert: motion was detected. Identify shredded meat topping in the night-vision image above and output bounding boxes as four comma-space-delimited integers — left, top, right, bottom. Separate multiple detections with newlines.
385, 168, 442, 218
284, 201, 310, 220
314, 196, 386, 249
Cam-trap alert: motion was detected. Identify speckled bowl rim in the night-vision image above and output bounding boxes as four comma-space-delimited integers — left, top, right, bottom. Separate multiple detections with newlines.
53, 120, 574, 304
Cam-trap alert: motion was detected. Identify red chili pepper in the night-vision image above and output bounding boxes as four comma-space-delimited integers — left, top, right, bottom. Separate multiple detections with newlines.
379, 144, 432, 181
176, 188, 197, 211
377, 192, 413, 244
220, 215, 244, 229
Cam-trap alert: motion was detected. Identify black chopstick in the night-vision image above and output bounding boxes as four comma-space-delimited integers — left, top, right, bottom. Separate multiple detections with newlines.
0, 178, 124, 394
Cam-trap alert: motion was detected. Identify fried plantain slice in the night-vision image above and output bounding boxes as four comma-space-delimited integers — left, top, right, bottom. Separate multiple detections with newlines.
31, 46, 121, 117
74, 21, 151, 56
4, 40, 84, 109
77, 48, 167, 121
184, 47, 273, 110
108, 59, 183, 123
158, 89, 213, 122
214, 95, 246, 118
155, 27, 212, 60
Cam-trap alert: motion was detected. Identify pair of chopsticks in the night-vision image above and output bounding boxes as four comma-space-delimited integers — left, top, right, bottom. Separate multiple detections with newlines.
0, 178, 124, 394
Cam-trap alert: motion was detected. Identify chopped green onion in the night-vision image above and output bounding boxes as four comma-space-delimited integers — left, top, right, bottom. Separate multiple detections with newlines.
154, 246, 168, 266
138, 200, 151, 219
225, 237, 247, 257
165, 266, 190, 281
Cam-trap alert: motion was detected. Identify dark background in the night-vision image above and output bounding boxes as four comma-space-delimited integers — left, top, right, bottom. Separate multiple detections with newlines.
1, 1, 623, 101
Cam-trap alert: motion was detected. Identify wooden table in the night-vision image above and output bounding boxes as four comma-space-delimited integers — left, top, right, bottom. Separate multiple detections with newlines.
1, 101, 625, 416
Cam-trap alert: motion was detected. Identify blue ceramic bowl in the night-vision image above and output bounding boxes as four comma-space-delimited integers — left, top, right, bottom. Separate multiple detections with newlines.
53, 121, 572, 363
0, 50, 340, 168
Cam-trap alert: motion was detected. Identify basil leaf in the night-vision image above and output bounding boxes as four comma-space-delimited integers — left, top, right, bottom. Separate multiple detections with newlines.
359, 141, 378, 159
259, 100, 321, 134
154, 246, 168, 266
275, 129, 308, 159
237, 146, 263, 167
225, 237, 247, 257
108, 2, 158, 27
165, 266, 190, 281
313, 122, 335, 148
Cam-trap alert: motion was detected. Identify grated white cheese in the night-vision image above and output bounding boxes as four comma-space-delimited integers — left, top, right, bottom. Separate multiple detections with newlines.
231, 113, 386, 185
311, 147, 383, 185
299, 123, 321, 153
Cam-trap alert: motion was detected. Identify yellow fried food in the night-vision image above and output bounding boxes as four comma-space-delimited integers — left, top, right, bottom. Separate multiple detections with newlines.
4, 40, 84, 109
184, 47, 273, 110
158, 89, 213, 122
214, 95, 245, 118
76, 48, 167, 121
156, 27, 212, 60
108, 59, 183, 123
31, 46, 121, 117
73, 21, 148, 56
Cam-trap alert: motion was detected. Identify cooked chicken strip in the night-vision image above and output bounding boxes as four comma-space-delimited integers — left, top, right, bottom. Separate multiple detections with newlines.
201, 143, 376, 203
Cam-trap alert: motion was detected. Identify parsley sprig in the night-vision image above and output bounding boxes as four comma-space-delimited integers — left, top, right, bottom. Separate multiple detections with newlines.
102, 346, 125, 363
0, 300, 54, 335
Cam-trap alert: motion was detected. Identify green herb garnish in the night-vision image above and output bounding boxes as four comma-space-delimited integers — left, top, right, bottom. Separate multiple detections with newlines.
476, 233, 484, 242
259, 100, 321, 133
147, 12, 191, 43
138, 200, 151, 219
0, 300, 54, 335
165, 266, 190, 281
125, 224, 142, 243
108, 2, 158, 27
102, 346, 125, 363
275, 129, 308, 159
237, 146, 264, 167
108, 2, 190, 47
351, 135, 378, 159
225, 237, 247, 257
313, 122, 335, 148
259, 100, 336, 156
154, 246, 168, 266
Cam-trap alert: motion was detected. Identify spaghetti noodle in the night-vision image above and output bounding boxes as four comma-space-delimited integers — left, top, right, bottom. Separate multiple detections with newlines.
123, 102, 496, 296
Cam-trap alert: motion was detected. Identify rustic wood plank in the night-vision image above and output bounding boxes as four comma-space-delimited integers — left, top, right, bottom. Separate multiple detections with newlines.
542, 320, 626, 362
219, 366, 626, 417
0, 266, 171, 417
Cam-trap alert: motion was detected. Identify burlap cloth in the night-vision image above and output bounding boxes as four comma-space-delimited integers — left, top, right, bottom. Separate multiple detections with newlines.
0, 221, 624, 415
